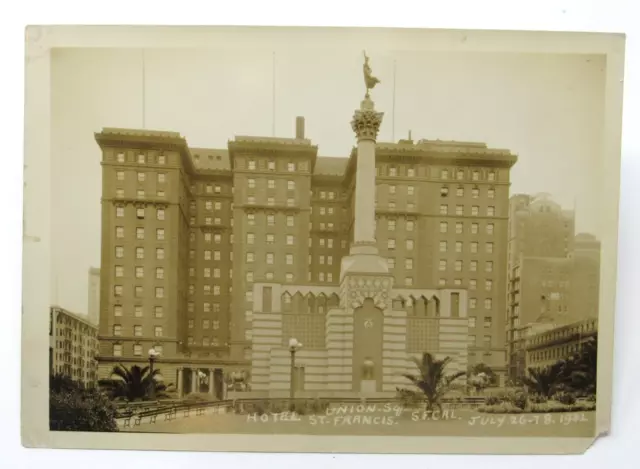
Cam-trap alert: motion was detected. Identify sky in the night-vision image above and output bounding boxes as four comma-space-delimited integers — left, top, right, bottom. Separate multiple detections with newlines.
50, 47, 606, 315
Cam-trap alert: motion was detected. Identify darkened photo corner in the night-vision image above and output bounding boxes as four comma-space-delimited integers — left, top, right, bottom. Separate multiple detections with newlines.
46, 41, 605, 439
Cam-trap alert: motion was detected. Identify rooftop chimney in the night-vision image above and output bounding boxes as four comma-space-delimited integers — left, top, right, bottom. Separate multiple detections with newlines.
295, 116, 305, 139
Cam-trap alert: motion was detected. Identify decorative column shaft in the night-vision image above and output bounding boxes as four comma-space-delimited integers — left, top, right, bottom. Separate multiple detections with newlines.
209, 369, 215, 396
350, 97, 384, 247
177, 368, 183, 398
191, 369, 198, 393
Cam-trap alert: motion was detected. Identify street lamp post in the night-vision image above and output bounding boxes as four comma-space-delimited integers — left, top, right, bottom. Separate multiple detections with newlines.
148, 347, 160, 400
288, 338, 302, 408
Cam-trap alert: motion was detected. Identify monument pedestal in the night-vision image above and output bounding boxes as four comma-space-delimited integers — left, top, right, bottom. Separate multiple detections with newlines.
360, 379, 377, 394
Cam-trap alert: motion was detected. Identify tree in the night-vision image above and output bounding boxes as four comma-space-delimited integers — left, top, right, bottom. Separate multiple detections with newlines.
98, 364, 174, 401
467, 363, 497, 394
401, 352, 466, 412
566, 335, 597, 395
49, 373, 118, 432
522, 360, 568, 397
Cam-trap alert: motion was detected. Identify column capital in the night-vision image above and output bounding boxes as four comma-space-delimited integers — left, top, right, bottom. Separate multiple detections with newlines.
351, 98, 384, 142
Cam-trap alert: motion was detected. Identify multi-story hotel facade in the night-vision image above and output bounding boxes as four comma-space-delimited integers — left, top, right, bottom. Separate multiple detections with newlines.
95, 96, 518, 395
49, 306, 99, 388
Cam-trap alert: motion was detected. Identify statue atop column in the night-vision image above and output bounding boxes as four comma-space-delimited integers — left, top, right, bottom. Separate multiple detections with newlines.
363, 51, 381, 99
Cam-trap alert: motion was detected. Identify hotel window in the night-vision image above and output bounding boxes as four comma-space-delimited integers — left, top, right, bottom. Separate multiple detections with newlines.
287, 162, 296, 172
328, 238, 334, 248
247, 196, 255, 205
204, 285, 211, 295
135, 266, 144, 278
203, 303, 211, 313
404, 220, 414, 232
439, 222, 448, 233
455, 241, 462, 253
456, 205, 463, 215
327, 273, 333, 282
135, 286, 143, 297
472, 187, 479, 199
441, 169, 449, 179
266, 179, 276, 189
488, 171, 496, 181
319, 272, 325, 282
319, 255, 325, 265
440, 204, 448, 215
286, 215, 294, 227
158, 154, 166, 164
470, 242, 478, 253
407, 202, 415, 211
113, 325, 122, 336
266, 253, 274, 265
214, 286, 220, 295
387, 239, 396, 250
407, 186, 415, 196
154, 267, 164, 280
286, 235, 294, 246
486, 261, 494, 273
205, 217, 212, 225
267, 215, 275, 226
248, 160, 256, 170
188, 285, 195, 295
405, 259, 413, 270
187, 337, 194, 345
438, 278, 446, 286
136, 227, 144, 239
156, 229, 165, 240
471, 223, 479, 234
201, 267, 209, 278
211, 234, 220, 243
268, 160, 276, 170
157, 173, 165, 184
214, 251, 221, 260
157, 190, 165, 198
285, 273, 294, 282
204, 184, 212, 194
405, 277, 413, 287
439, 260, 447, 271
470, 279, 477, 290
328, 207, 334, 215
204, 250, 212, 260
248, 178, 256, 189
157, 208, 165, 221
387, 220, 396, 231
440, 186, 449, 197
267, 197, 274, 206
487, 206, 495, 217
116, 207, 125, 219
137, 172, 145, 182
341, 240, 347, 249
488, 188, 495, 199
456, 169, 464, 180
266, 272, 274, 280
454, 279, 462, 286
154, 326, 163, 337
456, 186, 464, 197
133, 325, 142, 337
286, 254, 294, 265
389, 185, 397, 195
246, 272, 254, 282
484, 299, 493, 310
469, 298, 477, 309
455, 260, 463, 272
115, 266, 123, 278
406, 239, 414, 250
485, 280, 493, 291
472, 170, 480, 181
134, 306, 143, 318
214, 268, 220, 278
214, 185, 221, 193
468, 317, 477, 328
386, 166, 396, 177
486, 223, 495, 235
470, 260, 478, 272
387, 258, 395, 269
486, 242, 494, 254
327, 256, 333, 265
116, 153, 125, 163
287, 198, 295, 207
189, 267, 195, 277
116, 188, 124, 198
137, 189, 145, 199
287, 180, 296, 191
204, 200, 212, 211
113, 344, 122, 357
116, 226, 124, 238
471, 206, 479, 216
135, 207, 145, 219
406, 167, 415, 177
114, 305, 123, 317
137, 154, 145, 164
156, 248, 165, 260
247, 233, 255, 245
136, 247, 144, 259
439, 241, 447, 252
247, 214, 255, 225
483, 335, 491, 347
453, 222, 462, 234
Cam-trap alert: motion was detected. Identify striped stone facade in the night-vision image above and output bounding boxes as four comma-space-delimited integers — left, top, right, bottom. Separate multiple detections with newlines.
249, 277, 470, 397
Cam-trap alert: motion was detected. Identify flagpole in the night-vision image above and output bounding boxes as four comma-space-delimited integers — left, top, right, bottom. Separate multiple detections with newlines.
392, 59, 397, 142
142, 49, 146, 129
272, 51, 276, 137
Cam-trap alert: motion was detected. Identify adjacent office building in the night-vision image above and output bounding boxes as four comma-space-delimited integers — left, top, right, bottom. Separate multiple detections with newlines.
49, 306, 99, 388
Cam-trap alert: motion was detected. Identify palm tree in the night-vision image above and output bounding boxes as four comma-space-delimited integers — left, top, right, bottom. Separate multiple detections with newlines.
402, 352, 466, 412
98, 364, 173, 401
522, 361, 568, 397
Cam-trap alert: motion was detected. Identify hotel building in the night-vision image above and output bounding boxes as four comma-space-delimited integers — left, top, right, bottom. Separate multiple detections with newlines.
95, 93, 517, 395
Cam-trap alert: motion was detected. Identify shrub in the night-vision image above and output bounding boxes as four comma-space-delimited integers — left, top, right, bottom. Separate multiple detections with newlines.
553, 391, 577, 405
478, 402, 523, 414
510, 392, 528, 410
586, 394, 596, 403
529, 394, 548, 404
50, 388, 118, 432
484, 395, 501, 406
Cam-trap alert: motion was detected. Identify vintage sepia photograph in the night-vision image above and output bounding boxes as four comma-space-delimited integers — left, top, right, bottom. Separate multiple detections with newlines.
22, 26, 625, 454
